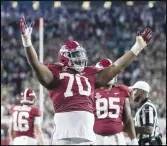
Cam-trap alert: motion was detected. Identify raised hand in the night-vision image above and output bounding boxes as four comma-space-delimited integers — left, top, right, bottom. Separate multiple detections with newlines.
131, 28, 152, 56
20, 16, 34, 47
140, 28, 152, 44
136, 28, 152, 48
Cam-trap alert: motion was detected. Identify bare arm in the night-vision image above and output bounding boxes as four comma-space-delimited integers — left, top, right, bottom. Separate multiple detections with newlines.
8, 117, 14, 142
123, 98, 136, 140
96, 51, 135, 87
20, 16, 54, 88
24, 45, 54, 88
96, 28, 152, 87
34, 124, 45, 145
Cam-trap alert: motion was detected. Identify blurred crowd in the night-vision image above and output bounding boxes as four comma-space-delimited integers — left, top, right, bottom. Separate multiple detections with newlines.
1, 2, 166, 141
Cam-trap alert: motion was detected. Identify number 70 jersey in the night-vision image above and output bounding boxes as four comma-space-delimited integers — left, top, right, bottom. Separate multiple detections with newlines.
93, 85, 130, 136
45, 63, 100, 113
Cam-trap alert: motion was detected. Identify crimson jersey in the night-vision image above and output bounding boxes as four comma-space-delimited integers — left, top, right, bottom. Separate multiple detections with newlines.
93, 85, 130, 136
45, 63, 100, 113
10, 105, 41, 139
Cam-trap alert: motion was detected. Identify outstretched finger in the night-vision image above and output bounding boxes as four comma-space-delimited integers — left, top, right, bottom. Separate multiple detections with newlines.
145, 34, 152, 44
137, 31, 140, 36
22, 16, 27, 29
20, 17, 25, 34
142, 28, 151, 39
146, 34, 152, 41
30, 21, 35, 28
145, 29, 152, 36
20, 16, 27, 35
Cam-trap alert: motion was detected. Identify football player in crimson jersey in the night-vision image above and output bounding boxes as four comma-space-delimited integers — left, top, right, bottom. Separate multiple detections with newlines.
94, 58, 138, 145
20, 16, 152, 145
8, 89, 44, 145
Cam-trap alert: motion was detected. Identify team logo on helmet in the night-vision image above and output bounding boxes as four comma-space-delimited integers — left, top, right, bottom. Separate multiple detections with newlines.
20, 88, 36, 104
95, 92, 101, 99
58, 41, 88, 72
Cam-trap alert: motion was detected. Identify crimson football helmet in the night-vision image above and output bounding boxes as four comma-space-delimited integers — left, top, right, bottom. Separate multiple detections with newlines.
58, 41, 88, 72
96, 58, 117, 85
20, 88, 37, 104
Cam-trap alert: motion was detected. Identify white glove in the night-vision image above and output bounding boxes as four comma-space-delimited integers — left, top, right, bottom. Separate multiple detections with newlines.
20, 16, 34, 47
131, 138, 139, 145
131, 28, 152, 56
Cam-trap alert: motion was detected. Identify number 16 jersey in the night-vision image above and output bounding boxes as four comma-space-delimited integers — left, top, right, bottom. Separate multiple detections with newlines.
10, 105, 41, 139
93, 85, 130, 136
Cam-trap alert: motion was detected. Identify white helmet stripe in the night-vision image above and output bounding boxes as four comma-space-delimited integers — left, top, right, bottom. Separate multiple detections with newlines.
106, 59, 112, 64
24, 88, 29, 101
29, 92, 36, 98
73, 41, 79, 45
95, 62, 102, 68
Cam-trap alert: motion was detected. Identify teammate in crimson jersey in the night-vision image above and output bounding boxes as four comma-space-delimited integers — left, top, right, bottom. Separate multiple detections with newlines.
8, 89, 44, 145
20, 15, 152, 145
94, 58, 138, 145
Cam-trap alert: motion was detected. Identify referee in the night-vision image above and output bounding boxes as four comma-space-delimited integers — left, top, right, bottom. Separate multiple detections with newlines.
129, 81, 162, 145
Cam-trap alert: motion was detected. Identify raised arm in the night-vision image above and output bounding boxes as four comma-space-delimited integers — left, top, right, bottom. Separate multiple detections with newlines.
96, 28, 152, 87
20, 16, 53, 88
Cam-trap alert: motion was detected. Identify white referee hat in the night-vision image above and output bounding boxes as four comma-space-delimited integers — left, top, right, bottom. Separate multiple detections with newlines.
129, 81, 150, 92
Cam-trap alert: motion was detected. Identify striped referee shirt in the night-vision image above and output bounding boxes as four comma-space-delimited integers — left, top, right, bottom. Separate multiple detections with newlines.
134, 98, 159, 139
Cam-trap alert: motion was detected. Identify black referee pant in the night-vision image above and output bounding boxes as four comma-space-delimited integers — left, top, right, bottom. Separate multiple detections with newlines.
139, 138, 159, 145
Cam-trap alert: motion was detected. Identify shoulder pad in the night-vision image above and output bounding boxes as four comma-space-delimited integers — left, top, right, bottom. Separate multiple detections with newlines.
84, 66, 101, 74
116, 85, 130, 97
44, 62, 64, 71
44, 62, 63, 68
31, 106, 41, 116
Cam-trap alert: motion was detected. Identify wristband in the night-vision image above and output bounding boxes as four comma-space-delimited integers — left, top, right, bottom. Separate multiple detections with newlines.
131, 43, 142, 56
131, 36, 147, 56
21, 36, 32, 47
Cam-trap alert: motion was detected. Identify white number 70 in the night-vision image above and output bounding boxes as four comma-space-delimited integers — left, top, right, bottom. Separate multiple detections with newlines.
60, 73, 91, 97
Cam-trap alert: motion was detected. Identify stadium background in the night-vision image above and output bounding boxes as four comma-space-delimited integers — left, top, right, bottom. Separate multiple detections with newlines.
1, 1, 166, 145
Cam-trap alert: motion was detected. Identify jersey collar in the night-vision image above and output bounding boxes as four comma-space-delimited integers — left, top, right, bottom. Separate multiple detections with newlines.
138, 97, 149, 108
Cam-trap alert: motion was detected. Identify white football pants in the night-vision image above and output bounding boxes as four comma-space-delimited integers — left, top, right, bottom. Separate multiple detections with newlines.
95, 132, 127, 145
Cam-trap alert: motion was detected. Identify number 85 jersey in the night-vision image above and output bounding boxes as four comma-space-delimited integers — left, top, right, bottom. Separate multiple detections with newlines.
93, 85, 130, 136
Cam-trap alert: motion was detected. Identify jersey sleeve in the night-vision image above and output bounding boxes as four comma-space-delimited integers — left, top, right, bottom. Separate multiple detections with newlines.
44, 62, 62, 71
31, 106, 41, 117
34, 116, 41, 125
93, 66, 102, 73
44, 62, 56, 72
140, 104, 156, 126
44, 62, 63, 79
119, 85, 131, 97
85, 66, 102, 75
